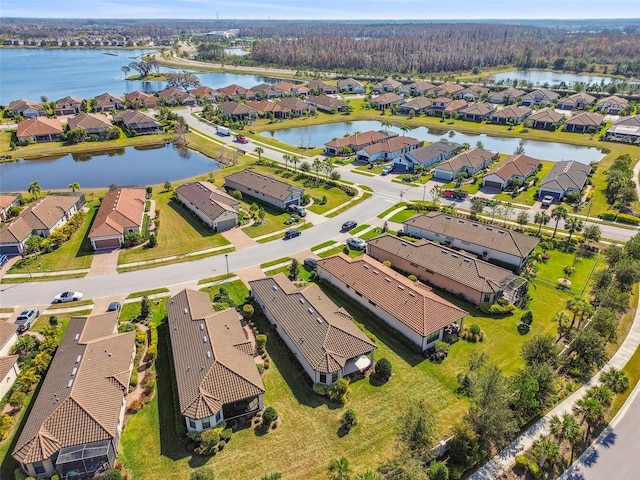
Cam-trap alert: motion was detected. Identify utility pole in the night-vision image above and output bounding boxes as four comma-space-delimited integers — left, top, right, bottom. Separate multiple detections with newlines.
225, 253, 229, 278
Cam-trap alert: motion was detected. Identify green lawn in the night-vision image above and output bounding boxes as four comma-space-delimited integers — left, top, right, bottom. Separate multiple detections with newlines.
126, 288, 170, 299
377, 202, 408, 219
260, 257, 292, 269
199, 279, 249, 306
265, 263, 315, 282
318, 245, 365, 259
350, 224, 370, 235
534, 248, 600, 296
312, 240, 337, 252
359, 227, 385, 241
8, 201, 98, 274
118, 191, 231, 265
388, 207, 418, 224
240, 199, 297, 238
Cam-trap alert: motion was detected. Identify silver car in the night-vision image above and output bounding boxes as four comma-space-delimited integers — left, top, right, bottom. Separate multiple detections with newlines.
16, 308, 39, 332
346, 237, 366, 251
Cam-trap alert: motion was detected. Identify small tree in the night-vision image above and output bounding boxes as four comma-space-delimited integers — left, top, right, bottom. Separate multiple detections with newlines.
9, 391, 26, 411
288, 258, 300, 280
375, 357, 392, 380
242, 304, 254, 320
164, 180, 172, 192
48, 315, 59, 327
328, 457, 353, 480
148, 233, 158, 248
427, 461, 449, 480
262, 406, 278, 428
104, 470, 124, 480
256, 334, 267, 352
340, 409, 357, 433
600, 367, 630, 394
140, 296, 151, 321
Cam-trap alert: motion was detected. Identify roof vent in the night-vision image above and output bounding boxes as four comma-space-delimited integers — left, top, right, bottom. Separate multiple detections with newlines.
299, 298, 305, 304
398, 285, 405, 290
183, 308, 188, 314
473, 223, 479, 227
67, 379, 74, 388
486, 227, 493, 231
385, 277, 391, 282
401, 242, 407, 247
363, 264, 369, 269
316, 317, 323, 324
498, 230, 505, 234
441, 250, 448, 254
74, 333, 80, 341
71, 367, 77, 376
200, 323, 204, 330
451, 254, 458, 258
75, 355, 82, 363
373, 270, 379, 275
272, 285, 278, 291
203, 335, 208, 343
206, 351, 212, 359
463, 258, 471, 263
458, 220, 465, 223
308, 307, 314, 314
409, 291, 416, 297
445, 216, 452, 220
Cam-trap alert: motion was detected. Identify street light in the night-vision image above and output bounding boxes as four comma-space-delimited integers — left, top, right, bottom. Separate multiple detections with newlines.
224, 253, 229, 278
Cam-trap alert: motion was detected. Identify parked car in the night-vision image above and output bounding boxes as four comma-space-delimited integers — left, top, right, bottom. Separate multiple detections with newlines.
541, 195, 554, 207
346, 237, 366, 251
284, 229, 302, 239
16, 308, 39, 333
235, 135, 249, 144
52, 291, 83, 304
342, 220, 357, 232
381, 165, 393, 176
107, 301, 121, 312
286, 204, 307, 217
303, 258, 317, 270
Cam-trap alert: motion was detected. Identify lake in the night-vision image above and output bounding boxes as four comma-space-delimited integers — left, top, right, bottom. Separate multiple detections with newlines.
261, 121, 605, 164
0, 144, 221, 191
488, 70, 618, 86
0, 48, 291, 104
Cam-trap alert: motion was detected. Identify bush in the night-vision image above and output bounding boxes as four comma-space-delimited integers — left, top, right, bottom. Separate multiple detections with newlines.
14, 468, 28, 480
104, 470, 124, 480
221, 428, 233, 442
231, 189, 242, 200
521, 311, 533, 325
328, 378, 350, 405
313, 383, 329, 396
262, 406, 278, 426
0, 414, 14, 440
616, 213, 640, 225
145, 345, 157, 363
515, 454, 541, 479
256, 334, 267, 351
430, 340, 450, 362
459, 325, 485, 343
375, 357, 392, 380
408, 274, 417, 282
340, 409, 357, 434
479, 302, 516, 316
383, 260, 392, 268
518, 322, 531, 334
598, 211, 618, 221
9, 391, 26, 411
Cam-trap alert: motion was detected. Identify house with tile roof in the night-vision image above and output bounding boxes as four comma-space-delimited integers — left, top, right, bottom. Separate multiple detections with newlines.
124, 90, 159, 109
564, 112, 604, 133
557, 92, 596, 111
247, 100, 292, 119
489, 105, 532, 125
526, 107, 565, 130
67, 113, 113, 136
367, 233, 527, 306
433, 82, 464, 97
16, 117, 63, 143
459, 102, 495, 122
218, 84, 252, 100
224, 169, 303, 210
356, 136, 421, 163
399, 81, 436, 96
371, 77, 403, 94
157, 87, 197, 106
7, 99, 46, 118
54, 96, 83, 116
250, 274, 376, 385
324, 130, 392, 156
432, 148, 498, 181
113, 110, 162, 134
596, 95, 629, 115
337, 78, 365, 94
0, 193, 22, 223
0, 319, 19, 357
190, 86, 220, 102
88, 187, 146, 250
403, 212, 539, 270
425, 96, 454, 116
278, 97, 317, 116
0, 355, 19, 402
443, 99, 469, 118
0, 193, 85, 257
456, 85, 489, 102
306, 95, 348, 113
399, 141, 460, 171
217, 101, 259, 121
520, 89, 559, 107
489, 87, 526, 104
398, 97, 432, 115
12, 313, 136, 479
167, 289, 265, 432
175, 181, 239, 232
250, 83, 281, 99
606, 115, 640, 144
316, 254, 467, 352
370, 92, 405, 110
538, 160, 592, 201
482, 154, 541, 190
307, 80, 337, 95
93, 92, 124, 112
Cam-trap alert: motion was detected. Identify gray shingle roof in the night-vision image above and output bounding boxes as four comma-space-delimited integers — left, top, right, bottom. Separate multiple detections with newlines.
539, 160, 592, 193
224, 169, 302, 202
434, 148, 496, 172
405, 142, 459, 165
527, 107, 564, 124
175, 181, 238, 223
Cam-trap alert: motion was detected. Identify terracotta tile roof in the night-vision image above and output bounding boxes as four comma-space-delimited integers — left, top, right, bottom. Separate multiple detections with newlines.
521, 89, 559, 103
540, 160, 592, 193
491, 87, 526, 100
325, 130, 390, 149
0, 193, 20, 211
246, 100, 291, 115
8, 99, 45, 114
490, 105, 532, 120
278, 97, 315, 112
459, 102, 495, 116
218, 101, 258, 116
485, 154, 541, 182
158, 87, 188, 99
54, 96, 83, 108
88, 187, 146, 239
401, 97, 432, 110
435, 148, 496, 172
190, 86, 218, 98
16, 117, 63, 138
274, 82, 296, 92
444, 99, 468, 112
361, 136, 421, 156
565, 111, 604, 127
67, 113, 112, 131
113, 110, 161, 128
371, 92, 404, 105
404, 81, 436, 92
13, 313, 135, 464
527, 107, 564, 124
434, 82, 464, 95
175, 181, 238, 222
337, 78, 365, 90
0, 355, 18, 380
167, 289, 265, 420
367, 233, 521, 294
558, 92, 596, 106
0, 321, 18, 350
316, 254, 467, 337
403, 212, 539, 258
124, 90, 155, 103
224, 169, 302, 201
307, 95, 347, 110
373, 78, 403, 90
405, 142, 459, 165
250, 274, 376, 373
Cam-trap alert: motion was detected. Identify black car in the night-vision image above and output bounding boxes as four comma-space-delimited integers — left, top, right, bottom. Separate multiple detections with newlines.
107, 301, 121, 312
284, 229, 302, 239
286, 204, 307, 217
303, 258, 317, 270
342, 220, 357, 231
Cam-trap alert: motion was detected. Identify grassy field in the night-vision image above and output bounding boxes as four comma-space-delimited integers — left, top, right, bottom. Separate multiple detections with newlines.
312, 240, 338, 252
388, 207, 419, 224
359, 227, 385, 241
265, 263, 315, 282
118, 190, 231, 265
199, 279, 249, 305
534, 248, 600, 295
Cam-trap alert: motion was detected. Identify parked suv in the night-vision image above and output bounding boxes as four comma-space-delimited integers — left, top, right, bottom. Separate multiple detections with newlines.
284, 229, 302, 239
16, 308, 39, 333
541, 195, 554, 208
286, 204, 307, 217
346, 237, 366, 251
341, 220, 357, 232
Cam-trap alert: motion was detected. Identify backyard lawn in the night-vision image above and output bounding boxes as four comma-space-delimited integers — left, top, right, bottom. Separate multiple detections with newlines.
533, 247, 601, 296
118, 190, 231, 265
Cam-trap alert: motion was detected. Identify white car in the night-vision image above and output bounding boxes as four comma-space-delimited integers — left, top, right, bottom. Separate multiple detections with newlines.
346, 237, 366, 251
52, 291, 83, 304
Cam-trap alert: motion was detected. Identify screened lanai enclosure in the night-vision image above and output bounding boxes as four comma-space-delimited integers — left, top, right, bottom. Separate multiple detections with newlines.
56, 440, 115, 480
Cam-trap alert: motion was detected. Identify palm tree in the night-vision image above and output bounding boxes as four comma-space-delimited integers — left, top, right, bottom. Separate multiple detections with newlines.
574, 396, 605, 442
600, 367, 630, 394
549, 412, 582, 463
68, 182, 80, 193
565, 216, 584, 243
282, 154, 290, 171
489, 199, 502, 223
551, 206, 568, 238
327, 457, 352, 480
254, 146, 264, 162
380, 119, 392, 133
292, 155, 300, 172
352, 470, 384, 480
516, 211, 529, 228
400, 124, 411, 136
586, 385, 614, 409
534, 211, 550, 235
28, 181, 42, 199
553, 311, 571, 338
562, 265, 575, 284
323, 158, 335, 179
312, 158, 323, 185
532, 436, 561, 469
503, 202, 514, 227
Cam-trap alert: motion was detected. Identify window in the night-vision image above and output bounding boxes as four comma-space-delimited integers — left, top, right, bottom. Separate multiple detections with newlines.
483, 294, 491, 303
332, 371, 339, 383
425, 330, 440, 345
189, 418, 196, 429
461, 240, 470, 246
319, 373, 327, 384
216, 411, 222, 423
202, 417, 211, 429
34, 462, 46, 475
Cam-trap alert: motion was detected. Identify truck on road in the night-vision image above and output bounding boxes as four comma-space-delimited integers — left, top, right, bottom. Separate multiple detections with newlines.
217, 125, 231, 136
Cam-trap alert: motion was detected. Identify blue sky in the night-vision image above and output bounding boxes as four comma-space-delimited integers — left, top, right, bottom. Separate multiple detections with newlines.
3, 0, 640, 20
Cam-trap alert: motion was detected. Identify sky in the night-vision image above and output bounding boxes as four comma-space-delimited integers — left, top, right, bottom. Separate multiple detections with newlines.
2, 0, 640, 20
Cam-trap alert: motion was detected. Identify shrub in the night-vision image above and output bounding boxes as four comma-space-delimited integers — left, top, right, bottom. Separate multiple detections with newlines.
127, 398, 144, 414
375, 357, 392, 380
148, 233, 157, 248
383, 260, 392, 268
104, 470, 124, 480
221, 428, 233, 442
14, 469, 28, 480
0, 414, 14, 440
257, 363, 265, 375
328, 378, 350, 405
9, 391, 26, 411
343, 245, 350, 255
514, 454, 541, 479
479, 302, 516, 316
231, 189, 242, 200
616, 213, 640, 225
256, 334, 267, 352
517, 322, 531, 334
521, 310, 533, 325
430, 340, 450, 362
145, 345, 157, 363
48, 315, 59, 327
262, 406, 278, 427
313, 383, 329, 396
241, 304, 254, 320
408, 274, 417, 282
459, 325, 485, 343
598, 211, 618, 221
340, 409, 357, 434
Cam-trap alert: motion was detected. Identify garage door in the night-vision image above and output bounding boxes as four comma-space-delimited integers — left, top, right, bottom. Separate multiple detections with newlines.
216, 218, 237, 232
94, 238, 121, 250
0, 244, 21, 257
484, 180, 503, 189
434, 171, 451, 181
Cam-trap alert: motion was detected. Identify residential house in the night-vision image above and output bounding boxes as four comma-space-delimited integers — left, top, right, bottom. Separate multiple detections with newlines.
247, 100, 291, 119
250, 273, 376, 385
605, 115, 640, 144
157, 87, 197, 106
564, 112, 604, 133
400, 81, 436, 96
0, 193, 85, 257
7, 99, 46, 118
337, 78, 366, 94
113, 110, 162, 134
189, 86, 220, 103
67, 113, 112, 136
367, 233, 527, 306
307, 80, 338, 95
54, 96, 83, 116
278, 97, 317, 116
316, 254, 467, 352
0, 355, 19, 402
274, 82, 306, 96
557, 92, 596, 111
457, 85, 489, 102
403, 212, 539, 270
526, 107, 565, 130
0, 193, 21, 223
398, 141, 460, 171
398, 97, 432, 115
432, 148, 498, 181
175, 181, 239, 232
124, 90, 159, 109
16, 117, 63, 143
489, 87, 526, 104
371, 77, 403, 94
482, 154, 541, 190
167, 289, 265, 432
433, 82, 464, 97
218, 84, 252, 100
224, 169, 303, 209
12, 313, 136, 479
324, 130, 392, 156
306, 95, 348, 113
0, 320, 19, 357
442, 99, 469, 118
596, 95, 629, 115
458, 102, 495, 122
489, 105, 532, 125
520, 89, 559, 107
250, 83, 281, 99
369, 92, 404, 110
88, 187, 146, 250
94, 92, 124, 112
426, 96, 452, 116
217, 101, 259, 121
538, 160, 592, 200
356, 136, 421, 163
